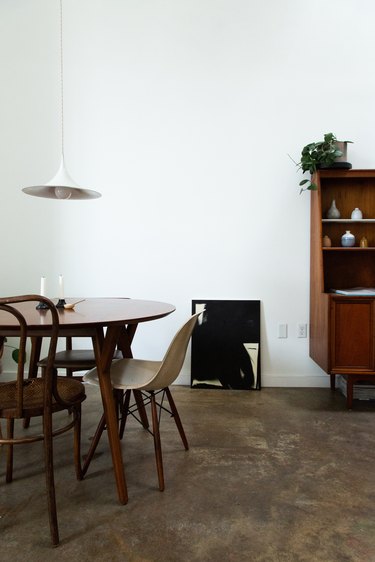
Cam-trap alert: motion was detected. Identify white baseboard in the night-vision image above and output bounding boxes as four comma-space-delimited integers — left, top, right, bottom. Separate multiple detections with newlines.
174, 372, 331, 388
260, 374, 331, 388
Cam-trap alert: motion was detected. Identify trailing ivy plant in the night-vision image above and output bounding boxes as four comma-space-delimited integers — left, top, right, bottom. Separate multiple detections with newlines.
1, 337, 25, 364
291, 133, 351, 193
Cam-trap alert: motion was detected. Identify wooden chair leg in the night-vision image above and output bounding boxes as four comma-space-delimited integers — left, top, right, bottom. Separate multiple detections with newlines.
65, 337, 73, 377
119, 390, 131, 439
114, 389, 124, 419
6, 418, 14, 483
43, 409, 59, 546
150, 392, 164, 492
73, 405, 83, 480
23, 337, 42, 429
165, 387, 189, 450
82, 413, 106, 476
133, 389, 149, 429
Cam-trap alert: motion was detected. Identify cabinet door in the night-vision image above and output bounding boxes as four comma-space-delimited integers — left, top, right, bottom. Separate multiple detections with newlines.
330, 298, 375, 372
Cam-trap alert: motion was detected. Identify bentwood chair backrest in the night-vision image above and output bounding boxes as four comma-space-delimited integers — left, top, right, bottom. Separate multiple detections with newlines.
0, 295, 59, 416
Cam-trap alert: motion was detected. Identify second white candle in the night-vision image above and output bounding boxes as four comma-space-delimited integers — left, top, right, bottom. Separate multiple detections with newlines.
40, 276, 46, 296
58, 274, 64, 299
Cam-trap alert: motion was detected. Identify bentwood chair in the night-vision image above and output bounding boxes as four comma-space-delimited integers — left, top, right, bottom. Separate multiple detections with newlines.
39, 345, 95, 378
0, 295, 86, 546
21, 340, 101, 431
38, 298, 131, 379
39, 340, 121, 379
83, 313, 200, 491
37, 337, 143, 429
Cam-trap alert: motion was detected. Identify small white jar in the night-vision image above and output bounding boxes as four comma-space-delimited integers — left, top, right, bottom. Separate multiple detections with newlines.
351, 207, 363, 220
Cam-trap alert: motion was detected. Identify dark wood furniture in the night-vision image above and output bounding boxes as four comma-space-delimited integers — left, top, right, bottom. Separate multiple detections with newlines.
310, 169, 375, 408
0, 298, 175, 505
0, 295, 86, 545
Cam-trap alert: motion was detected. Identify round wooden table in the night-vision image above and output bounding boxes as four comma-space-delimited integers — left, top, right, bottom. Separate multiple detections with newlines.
0, 297, 176, 504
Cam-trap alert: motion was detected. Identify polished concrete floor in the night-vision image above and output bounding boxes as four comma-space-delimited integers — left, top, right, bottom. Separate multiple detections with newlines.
1, 385, 375, 561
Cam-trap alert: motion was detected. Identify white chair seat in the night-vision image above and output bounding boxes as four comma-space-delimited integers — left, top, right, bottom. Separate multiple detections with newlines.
84, 358, 162, 390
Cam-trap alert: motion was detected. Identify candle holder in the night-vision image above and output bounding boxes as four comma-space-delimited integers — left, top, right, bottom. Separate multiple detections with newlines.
56, 299, 66, 308
36, 301, 49, 310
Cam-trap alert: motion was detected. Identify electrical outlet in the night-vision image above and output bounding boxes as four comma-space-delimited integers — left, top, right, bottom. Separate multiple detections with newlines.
298, 323, 307, 338
278, 323, 288, 338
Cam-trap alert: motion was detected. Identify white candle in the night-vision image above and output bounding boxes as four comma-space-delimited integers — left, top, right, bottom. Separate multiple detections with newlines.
40, 276, 46, 296
58, 274, 64, 299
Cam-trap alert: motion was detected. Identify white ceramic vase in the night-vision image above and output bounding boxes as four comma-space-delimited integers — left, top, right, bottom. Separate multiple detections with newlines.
341, 230, 355, 247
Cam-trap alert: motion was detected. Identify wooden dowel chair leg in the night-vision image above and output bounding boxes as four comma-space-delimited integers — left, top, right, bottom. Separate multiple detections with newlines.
73, 405, 83, 480
43, 410, 59, 546
6, 418, 14, 483
119, 390, 131, 440
82, 413, 106, 476
150, 392, 164, 491
114, 389, 123, 419
133, 389, 149, 429
165, 387, 189, 450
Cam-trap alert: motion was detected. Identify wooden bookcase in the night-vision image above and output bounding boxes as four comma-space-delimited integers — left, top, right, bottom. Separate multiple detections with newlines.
310, 169, 375, 407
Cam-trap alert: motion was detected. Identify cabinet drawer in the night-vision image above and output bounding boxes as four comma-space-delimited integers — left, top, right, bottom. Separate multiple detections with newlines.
330, 298, 375, 371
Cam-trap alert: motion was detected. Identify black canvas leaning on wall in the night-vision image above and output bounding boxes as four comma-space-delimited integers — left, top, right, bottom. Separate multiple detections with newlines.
191, 300, 261, 390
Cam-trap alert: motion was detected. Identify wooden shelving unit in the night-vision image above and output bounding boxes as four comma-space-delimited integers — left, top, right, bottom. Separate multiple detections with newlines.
310, 169, 375, 408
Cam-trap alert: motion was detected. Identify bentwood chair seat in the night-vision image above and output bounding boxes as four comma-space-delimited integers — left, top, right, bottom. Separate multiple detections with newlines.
47, 349, 99, 371
0, 295, 86, 546
0, 376, 84, 417
23, 345, 102, 431
38, 346, 122, 378
83, 313, 200, 491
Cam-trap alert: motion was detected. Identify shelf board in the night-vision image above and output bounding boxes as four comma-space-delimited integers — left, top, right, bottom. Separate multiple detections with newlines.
322, 246, 375, 251
318, 169, 375, 179
322, 219, 375, 223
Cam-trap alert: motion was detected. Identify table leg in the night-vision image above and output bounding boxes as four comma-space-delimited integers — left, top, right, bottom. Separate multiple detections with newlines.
93, 326, 128, 504
117, 324, 137, 357
28, 336, 42, 379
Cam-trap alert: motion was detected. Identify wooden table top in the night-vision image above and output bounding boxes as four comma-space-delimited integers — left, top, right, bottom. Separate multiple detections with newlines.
0, 298, 176, 334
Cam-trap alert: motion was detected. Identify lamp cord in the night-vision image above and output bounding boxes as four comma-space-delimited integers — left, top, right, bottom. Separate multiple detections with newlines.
60, 0, 65, 160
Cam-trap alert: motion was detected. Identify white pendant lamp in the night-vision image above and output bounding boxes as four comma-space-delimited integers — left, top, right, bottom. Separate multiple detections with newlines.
22, 0, 101, 200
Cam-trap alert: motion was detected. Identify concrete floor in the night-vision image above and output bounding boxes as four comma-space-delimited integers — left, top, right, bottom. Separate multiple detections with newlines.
1, 385, 375, 561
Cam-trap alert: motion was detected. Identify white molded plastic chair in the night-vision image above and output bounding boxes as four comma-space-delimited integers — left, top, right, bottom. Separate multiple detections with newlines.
83, 313, 200, 491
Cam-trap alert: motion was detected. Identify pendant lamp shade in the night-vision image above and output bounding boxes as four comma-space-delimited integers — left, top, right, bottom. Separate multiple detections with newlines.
22, 0, 101, 201
22, 157, 101, 200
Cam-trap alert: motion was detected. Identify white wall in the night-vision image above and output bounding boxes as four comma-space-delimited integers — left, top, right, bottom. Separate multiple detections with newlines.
1, 0, 375, 385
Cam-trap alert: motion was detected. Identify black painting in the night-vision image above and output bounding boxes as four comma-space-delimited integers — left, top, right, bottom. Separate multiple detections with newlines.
191, 300, 261, 390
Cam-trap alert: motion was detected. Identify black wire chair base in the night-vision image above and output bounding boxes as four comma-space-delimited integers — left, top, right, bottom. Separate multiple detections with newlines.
121, 389, 173, 437
81, 386, 189, 484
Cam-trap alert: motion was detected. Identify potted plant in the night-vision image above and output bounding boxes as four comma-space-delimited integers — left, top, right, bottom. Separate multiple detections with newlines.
292, 132, 352, 193
0, 337, 25, 368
